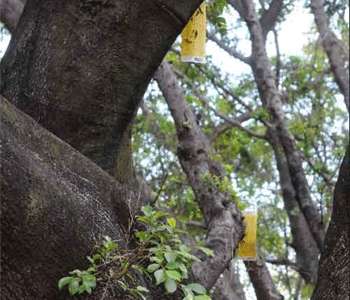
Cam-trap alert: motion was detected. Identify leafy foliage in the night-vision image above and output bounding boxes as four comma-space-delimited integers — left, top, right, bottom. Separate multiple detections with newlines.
58, 207, 212, 299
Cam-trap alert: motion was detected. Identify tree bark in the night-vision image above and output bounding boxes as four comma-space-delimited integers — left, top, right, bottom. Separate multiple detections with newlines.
311, 145, 350, 299
230, 0, 325, 251
155, 61, 283, 299
154, 61, 244, 289
1, 0, 203, 180
267, 129, 319, 284
1, 1, 205, 298
310, 0, 349, 112
245, 259, 283, 300
0, 96, 141, 299
0, 0, 24, 32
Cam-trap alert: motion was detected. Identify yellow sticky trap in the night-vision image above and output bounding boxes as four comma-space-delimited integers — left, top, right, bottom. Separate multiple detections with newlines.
237, 210, 257, 260
181, 3, 206, 63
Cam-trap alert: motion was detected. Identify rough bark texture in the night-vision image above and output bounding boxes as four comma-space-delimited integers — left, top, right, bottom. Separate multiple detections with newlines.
154, 61, 244, 289
1, 1, 205, 298
311, 145, 350, 299
0, 96, 141, 299
0, 0, 24, 32
310, 0, 349, 112
212, 262, 247, 300
230, 0, 325, 251
268, 129, 319, 284
245, 259, 283, 300
1, 0, 203, 180
259, 0, 283, 39
155, 61, 282, 300
140, 102, 249, 300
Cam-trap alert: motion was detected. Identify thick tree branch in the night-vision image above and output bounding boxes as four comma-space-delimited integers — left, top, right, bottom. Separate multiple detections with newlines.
310, 0, 349, 112
154, 61, 244, 289
245, 259, 284, 300
259, 0, 283, 38
155, 62, 282, 300
231, 0, 325, 250
0, 0, 24, 32
267, 130, 320, 284
0, 96, 142, 299
1, 0, 204, 180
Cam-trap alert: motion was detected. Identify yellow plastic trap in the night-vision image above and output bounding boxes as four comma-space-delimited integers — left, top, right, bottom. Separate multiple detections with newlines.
237, 210, 257, 260
181, 3, 206, 63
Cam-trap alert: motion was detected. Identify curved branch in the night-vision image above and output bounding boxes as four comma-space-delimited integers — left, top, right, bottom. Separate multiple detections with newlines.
259, 0, 283, 38
0, 0, 24, 32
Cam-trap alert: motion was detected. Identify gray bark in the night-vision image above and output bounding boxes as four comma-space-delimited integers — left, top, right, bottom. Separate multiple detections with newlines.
259, 0, 283, 39
154, 61, 283, 299
230, 0, 325, 251
212, 262, 247, 300
267, 129, 319, 284
245, 259, 284, 300
0, 0, 24, 32
154, 61, 244, 289
310, 0, 349, 112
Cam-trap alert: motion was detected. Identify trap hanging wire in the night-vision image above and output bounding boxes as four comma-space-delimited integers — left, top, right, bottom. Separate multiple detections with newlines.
181, 3, 207, 63
237, 208, 257, 261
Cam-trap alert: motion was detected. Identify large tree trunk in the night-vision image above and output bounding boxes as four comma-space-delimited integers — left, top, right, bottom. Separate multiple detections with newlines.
0, 96, 139, 299
0, 1, 204, 298
311, 145, 350, 299
1, 0, 203, 180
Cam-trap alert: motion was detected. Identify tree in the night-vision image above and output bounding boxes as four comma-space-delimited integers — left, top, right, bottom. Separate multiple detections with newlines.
1, 1, 205, 299
1, 0, 349, 299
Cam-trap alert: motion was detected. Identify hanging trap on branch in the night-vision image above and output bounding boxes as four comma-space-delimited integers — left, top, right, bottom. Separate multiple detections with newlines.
181, 3, 207, 64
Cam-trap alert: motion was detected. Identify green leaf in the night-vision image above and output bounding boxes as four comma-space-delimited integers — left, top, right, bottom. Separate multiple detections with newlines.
165, 278, 177, 293
150, 256, 163, 264
147, 263, 160, 273
82, 274, 96, 289
165, 252, 177, 263
165, 270, 182, 281
178, 263, 188, 279
167, 217, 177, 228
68, 278, 80, 295
194, 295, 211, 300
141, 205, 153, 216
187, 283, 206, 294
154, 269, 165, 285
183, 294, 194, 300
58, 277, 73, 290
166, 261, 179, 270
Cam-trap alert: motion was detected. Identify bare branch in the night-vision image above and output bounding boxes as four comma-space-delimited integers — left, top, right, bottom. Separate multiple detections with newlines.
208, 31, 252, 65
310, 0, 349, 112
259, 0, 284, 38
